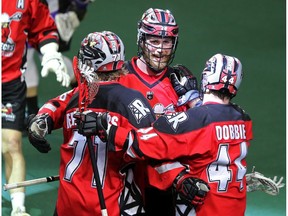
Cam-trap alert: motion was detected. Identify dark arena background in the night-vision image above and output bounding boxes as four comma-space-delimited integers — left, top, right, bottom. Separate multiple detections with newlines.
2, 0, 286, 215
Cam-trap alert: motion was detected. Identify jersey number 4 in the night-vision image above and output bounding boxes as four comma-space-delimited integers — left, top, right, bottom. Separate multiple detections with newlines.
207, 142, 247, 192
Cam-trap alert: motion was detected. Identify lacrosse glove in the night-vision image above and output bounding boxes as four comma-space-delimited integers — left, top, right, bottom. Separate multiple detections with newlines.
40, 43, 71, 87
55, 11, 80, 42
174, 171, 210, 207
170, 64, 201, 106
27, 113, 53, 153
74, 111, 109, 142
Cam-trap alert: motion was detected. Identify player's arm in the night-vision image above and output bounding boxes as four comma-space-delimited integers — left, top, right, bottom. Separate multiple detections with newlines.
28, 0, 70, 87
27, 88, 76, 153
74, 102, 210, 208
39, 88, 77, 127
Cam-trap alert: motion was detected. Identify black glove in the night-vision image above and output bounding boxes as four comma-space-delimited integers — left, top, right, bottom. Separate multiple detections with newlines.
74, 111, 108, 142
27, 113, 52, 153
174, 171, 210, 207
170, 64, 198, 97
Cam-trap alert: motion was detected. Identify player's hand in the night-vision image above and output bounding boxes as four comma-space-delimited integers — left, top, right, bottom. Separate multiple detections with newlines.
41, 51, 71, 87
170, 65, 201, 107
170, 64, 198, 96
74, 111, 109, 142
40, 42, 70, 87
174, 171, 210, 207
27, 113, 53, 153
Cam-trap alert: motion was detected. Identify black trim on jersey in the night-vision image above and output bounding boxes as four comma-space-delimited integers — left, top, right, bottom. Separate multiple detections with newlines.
130, 129, 144, 158
87, 83, 156, 128
108, 125, 130, 152
39, 0, 48, 6
65, 83, 155, 132
125, 60, 174, 89
38, 38, 59, 51
107, 125, 117, 151
65, 92, 79, 111
50, 100, 61, 108
153, 103, 251, 135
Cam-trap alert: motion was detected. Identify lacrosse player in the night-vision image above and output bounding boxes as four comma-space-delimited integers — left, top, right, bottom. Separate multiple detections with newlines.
1, 0, 70, 215
118, 8, 201, 215
26, 31, 208, 216
24, 0, 92, 121
77, 53, 253, 216
120, 8, 199, 115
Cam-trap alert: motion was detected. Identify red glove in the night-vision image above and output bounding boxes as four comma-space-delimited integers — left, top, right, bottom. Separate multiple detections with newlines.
174, 171, 210, 207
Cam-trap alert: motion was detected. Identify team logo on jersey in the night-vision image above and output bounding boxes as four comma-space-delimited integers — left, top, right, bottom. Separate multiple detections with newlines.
1, 12, 22, 57
146, 91, 154, 100
153, 103, 165, 118
2, 103, 16, 122
128, 99, 151, 123
164, 112, 188, 131
153, 103, 176, 118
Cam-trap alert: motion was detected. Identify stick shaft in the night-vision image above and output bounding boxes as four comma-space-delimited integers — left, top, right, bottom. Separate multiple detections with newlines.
3, 175, 59, 191
87, 137, 107, 213
73, 57, 108, 215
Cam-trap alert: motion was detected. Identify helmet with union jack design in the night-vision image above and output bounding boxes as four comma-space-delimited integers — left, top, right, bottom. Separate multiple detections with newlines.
78, 31, 125, 72
137, 8, 179, 38
201, 53, 243, 98
137, 8, 179, 71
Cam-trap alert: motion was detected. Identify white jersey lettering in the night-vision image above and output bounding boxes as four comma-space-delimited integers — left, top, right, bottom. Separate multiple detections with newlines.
128, 99, 150, 123
17, 0, 25, 9
166, 112, 188, 131
215, 124, 246, 140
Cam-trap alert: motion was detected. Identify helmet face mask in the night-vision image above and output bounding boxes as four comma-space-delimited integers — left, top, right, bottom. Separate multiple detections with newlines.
201, 53, 243, 98
78, 31, 125, 73
140, 35, 175, 71
137, 8, 179, 72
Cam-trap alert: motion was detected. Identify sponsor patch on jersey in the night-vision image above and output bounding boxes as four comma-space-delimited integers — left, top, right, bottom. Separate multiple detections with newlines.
164, 112, 188, 131
128, 99, 151, 123
146, 91, 154, 100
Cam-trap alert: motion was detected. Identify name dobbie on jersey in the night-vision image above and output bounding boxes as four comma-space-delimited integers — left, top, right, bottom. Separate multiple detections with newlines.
215, 123, 247, 141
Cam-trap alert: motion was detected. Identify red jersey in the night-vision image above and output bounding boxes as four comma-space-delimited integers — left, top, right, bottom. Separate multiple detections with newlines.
120, 57, 189, 215
38, 83, 158, 216
120, 57, 187, 116
112, 103, 253, 216
119, 56, 191, 215
2, 0, 58, 83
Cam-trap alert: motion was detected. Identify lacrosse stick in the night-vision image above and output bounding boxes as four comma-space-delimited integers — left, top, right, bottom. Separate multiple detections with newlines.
246, 166, 285, 196
3, 175, 59, 191
73, 57, 108, 216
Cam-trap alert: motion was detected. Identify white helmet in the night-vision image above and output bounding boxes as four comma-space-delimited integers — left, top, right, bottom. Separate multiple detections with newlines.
201, 53, 243, 97
78, 31, 125, 72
